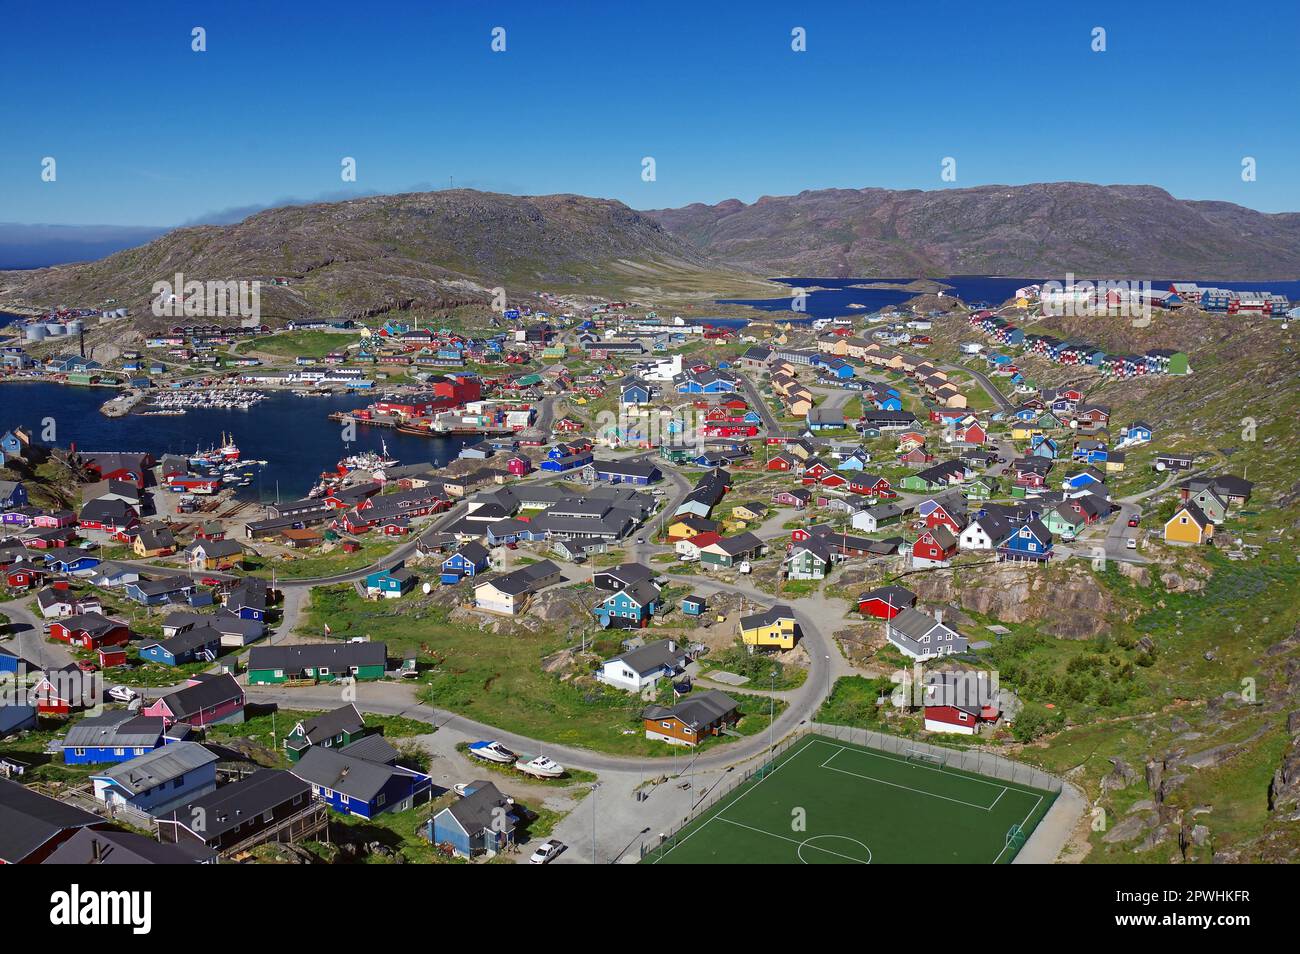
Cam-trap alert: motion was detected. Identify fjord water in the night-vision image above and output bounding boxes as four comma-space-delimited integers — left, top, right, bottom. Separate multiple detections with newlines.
0, 382, 471, 501
720, 276, 1300, 318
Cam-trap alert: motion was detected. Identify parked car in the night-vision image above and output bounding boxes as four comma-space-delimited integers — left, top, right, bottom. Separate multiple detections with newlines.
529, 839, 564, 864
76, 661, 97, 674
1127, 516, 1140, 527
1126, 537, 1138, 550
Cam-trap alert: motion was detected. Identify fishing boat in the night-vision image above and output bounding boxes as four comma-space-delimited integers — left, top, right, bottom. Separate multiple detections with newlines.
467, 740, 516, 764
514, 755, 564, 779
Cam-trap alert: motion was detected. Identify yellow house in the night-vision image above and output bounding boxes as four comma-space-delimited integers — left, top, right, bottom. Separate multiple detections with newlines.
1011, 425, 1043, 441
1164, 503, 1213, 545
936, 389, 968, 409
786, 395, 814, 417
730, 503, 766, 522
668, 516, 716, 541
1105, 457, 1126, 473
739, 604, 799, 650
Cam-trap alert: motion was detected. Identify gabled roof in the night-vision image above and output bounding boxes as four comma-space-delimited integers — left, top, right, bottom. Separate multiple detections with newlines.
740, 604, 796, 632
607, 639, 687, 677
92, 742, 218, 796
642, 690, 739, 729
0, 777, 102, 863
165, 769, 309, 841
291, 746, 420, 802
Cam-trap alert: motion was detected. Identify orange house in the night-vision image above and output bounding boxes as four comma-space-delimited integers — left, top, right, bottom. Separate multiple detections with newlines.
1164, 502, 1214, 545
642, 690, 740, 747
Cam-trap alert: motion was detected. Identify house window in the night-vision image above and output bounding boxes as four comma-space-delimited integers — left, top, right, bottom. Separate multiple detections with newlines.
114, 748, 124, 756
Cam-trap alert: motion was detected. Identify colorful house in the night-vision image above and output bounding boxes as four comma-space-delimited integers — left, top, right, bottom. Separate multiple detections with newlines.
997, 519, 1054, 563
292, 747, 432, 819
593, 579, 660, 629
142, 674, 246, 728
739, 604, 799, 650
246, 643, 388, 685
1164, 502, 1214, 545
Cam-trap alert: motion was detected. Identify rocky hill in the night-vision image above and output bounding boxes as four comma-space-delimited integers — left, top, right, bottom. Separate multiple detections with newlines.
0, 190, 764, 326
645, 183, 1300, 279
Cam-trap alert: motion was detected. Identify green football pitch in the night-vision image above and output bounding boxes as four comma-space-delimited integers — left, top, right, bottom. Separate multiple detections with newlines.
644, 734, 1057, 864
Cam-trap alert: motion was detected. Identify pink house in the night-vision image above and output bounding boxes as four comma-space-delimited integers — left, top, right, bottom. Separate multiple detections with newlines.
33, 510, 77, 529
142, 673, 245, 728
507, 456, 533, 477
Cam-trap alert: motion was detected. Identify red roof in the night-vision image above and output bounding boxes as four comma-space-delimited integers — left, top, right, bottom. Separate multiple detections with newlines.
687, 531, 722, 548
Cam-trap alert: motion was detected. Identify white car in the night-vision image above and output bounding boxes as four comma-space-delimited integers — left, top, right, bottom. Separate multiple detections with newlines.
1126, 537, 1138, 550
530, 839, 564, 864
107, 686, 139, 704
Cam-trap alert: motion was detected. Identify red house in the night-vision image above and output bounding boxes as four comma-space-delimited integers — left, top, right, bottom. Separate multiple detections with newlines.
97, 647, 129, 669
142, 673, 245, 729
767, 453, 798, 472
554, 417, 584, 432
925, 504, 966, 535
849, 475, 894, 497
4, 560, 44, 589
818, 472, 848, 489
800, 461, 833, 485
913, 526, 958, 566
857, 585, 917, 619
49, 615, 131, 651
506, 456, 533, 476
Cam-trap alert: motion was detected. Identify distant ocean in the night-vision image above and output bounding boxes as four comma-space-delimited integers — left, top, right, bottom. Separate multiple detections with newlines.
719, 276, 1300, 320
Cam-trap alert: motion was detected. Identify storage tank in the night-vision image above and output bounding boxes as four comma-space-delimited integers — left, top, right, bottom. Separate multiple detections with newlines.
45, 322, 66, 335
66, 319, 84, 334
25, 324, 48, 342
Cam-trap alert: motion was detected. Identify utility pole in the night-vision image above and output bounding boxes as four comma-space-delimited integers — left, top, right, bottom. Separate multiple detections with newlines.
590, 782, 601, 864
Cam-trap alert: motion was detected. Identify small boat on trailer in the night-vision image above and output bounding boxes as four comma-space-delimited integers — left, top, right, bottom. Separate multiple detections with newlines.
467, 740, 516, 764
515, 755, 565, 779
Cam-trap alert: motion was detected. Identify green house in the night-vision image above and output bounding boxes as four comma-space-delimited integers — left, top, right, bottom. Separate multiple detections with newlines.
783, 542, 832, 581
1043, 505, 1085, 539
898, 474, 943, 493
246, 642, 388, 685
284, 704, 368, 762
964, 477, 999, 500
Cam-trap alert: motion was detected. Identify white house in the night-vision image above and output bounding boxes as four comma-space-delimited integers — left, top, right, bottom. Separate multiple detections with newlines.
958, 516, 1011, 552
473, 560, 563, 616
886, 608, 968, 662
595, 639, 688, 693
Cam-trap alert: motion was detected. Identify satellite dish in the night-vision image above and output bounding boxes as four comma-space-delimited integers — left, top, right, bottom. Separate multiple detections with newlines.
422, 582, 432, 595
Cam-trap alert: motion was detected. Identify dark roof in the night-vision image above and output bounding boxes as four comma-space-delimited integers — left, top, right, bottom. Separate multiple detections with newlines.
740, 604, 796, 631
43, 827, 217, 865
0, 777, 102, 863
248, 642, 387, 672
643, 690, 739, 729
444, 780, 515, 835
858, 585, 916, 609
156, 673, 243, 720
165, 769, 309, 841
296, 704, 365, 745
291, 747, 416, 802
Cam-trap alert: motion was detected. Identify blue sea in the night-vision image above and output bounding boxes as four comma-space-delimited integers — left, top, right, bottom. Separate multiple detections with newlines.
0, 381, 471, 501
719, 276, 1300, 319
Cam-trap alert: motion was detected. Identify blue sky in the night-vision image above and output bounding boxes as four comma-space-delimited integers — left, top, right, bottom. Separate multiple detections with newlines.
2, 0, 1297, 226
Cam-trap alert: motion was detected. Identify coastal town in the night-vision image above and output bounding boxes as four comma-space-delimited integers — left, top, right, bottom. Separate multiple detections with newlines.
0, 270, 1294, 867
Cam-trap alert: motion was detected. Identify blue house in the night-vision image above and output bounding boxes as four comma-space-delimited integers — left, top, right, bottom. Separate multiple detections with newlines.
0, 480, 27, 508
0, 645, 24, 675
90, 742, 219, 816
620, 379, 652, 405
1030, 436, 1059, 460
440, 542, 491, 584
138, 625, 223, 667
540, 451, 593, 473
681, 594, 707, 616
1062, 467, 1106, 491
125, 576, 200, 606
997, 519, 1054, 563
225, 583, 268, 622
590, 460, 660, 485
365, 565, 417, 599
291, 746, 433, 819
45, 551, 100, 575
62, 712, 176, 765
0, 431, 27, 460
593, 579, 660, 630
428, 779, 518, 858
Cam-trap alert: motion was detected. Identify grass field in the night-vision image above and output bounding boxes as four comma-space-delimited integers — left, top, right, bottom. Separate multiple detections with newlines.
645, 734, 1057, 864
